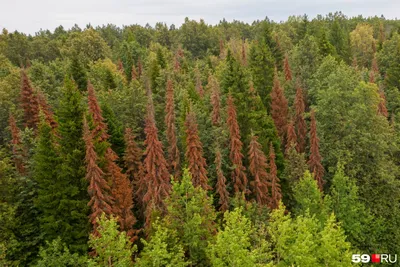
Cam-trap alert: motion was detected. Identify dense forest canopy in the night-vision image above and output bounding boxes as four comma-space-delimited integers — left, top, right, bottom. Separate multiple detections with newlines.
1, 12, 400, 266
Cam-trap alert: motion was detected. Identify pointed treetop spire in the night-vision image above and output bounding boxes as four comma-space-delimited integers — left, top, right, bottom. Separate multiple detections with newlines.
227, 95, 248, 194
87, 81, 109, 142
248, 135, 270, 205
308, 109, 325, 191
165, 79, 180, 177
215, 149, 229, 212
268, 142, 282, 209
83, 116, 113, 235
185, 111, 211, 190
271, 68, 289, 142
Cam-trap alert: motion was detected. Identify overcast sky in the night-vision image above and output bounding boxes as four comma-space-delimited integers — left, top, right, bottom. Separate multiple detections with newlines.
1, 0, 399, 34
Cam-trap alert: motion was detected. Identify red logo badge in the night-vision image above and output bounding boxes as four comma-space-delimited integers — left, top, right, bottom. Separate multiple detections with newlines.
371, 254, 380, 263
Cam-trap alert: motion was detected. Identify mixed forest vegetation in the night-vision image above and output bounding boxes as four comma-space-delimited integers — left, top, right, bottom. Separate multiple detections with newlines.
1, 12, 400, 266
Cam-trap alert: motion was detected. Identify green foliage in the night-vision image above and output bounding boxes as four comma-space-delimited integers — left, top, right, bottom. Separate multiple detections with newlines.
102, 102, 125, 158
179, 18, 216, 58
2, 13, 400, 266
137, 221, 189, 267
293, 171, 328, 226
88, 214, 136, 267
220, 50, 283, 172
314, 59, 400, 250
317, 213, 353, 266
164, 169, 216, 266
69, 54, 88, 91
327, 162, 382, 252
35, 238, 88, 267
55, 77, 90, 253
207, 207, 271, 267
248, 41, 274, 108
268, 204, 352, 267
32, 116, 61, 242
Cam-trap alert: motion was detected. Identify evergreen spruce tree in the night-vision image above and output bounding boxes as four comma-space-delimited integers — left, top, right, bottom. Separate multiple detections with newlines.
69, 54, 88, 91
88, 214, 136, 266
102, 103, 125, 158
248, 41, 275, 108
207, 208, 260, 266
209, 75, 221, 126
32, 115, 61, 243
293, 171, 327, 224
56, 77, 89, 253
328, 162, 379, 252
164, 169, 216, 265
137, 221, 189, 267
317, 213, 353, 266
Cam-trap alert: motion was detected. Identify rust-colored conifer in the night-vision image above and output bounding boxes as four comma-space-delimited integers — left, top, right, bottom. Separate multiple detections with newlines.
20, 70, 40, 129
271, 69, 289, 142
174, 55, 181, 72
241, 41, 247, 65
227, 95, 248, 193
87, 81, 109, 142
165, 80, 180, 177
248, 135, 270, 205
9, 114, 25, 174
283, 54, 292, 81
37, 91, 57, 130
124, 128, 146, 207
185, 111, 211, 190
352, 56, 358, 69
195, 73, 204, 97
294, 85, 307, 153
308, 110, 324, 191
143, 98, 171, 227
117, 59, 124, 73
369, 70, 376, 83
371, 55, 379, 74
209, 75, 221, 126
219, 39, 224, 57
286, 118, 297, 154
83, 117, 113, 234
106, 147, 137, 241
215, 149, 229, 212
268, 143, 281, 209
378, 90, 389, 118
137, 58, 143, 78
131, 64, 138, 81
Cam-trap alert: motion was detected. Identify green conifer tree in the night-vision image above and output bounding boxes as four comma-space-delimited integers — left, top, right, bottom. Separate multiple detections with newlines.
56, 77, 90, 253
32, 115, 61, 243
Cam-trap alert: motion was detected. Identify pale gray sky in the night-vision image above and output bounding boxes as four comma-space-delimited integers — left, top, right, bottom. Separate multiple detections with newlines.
1, 0, 399, 34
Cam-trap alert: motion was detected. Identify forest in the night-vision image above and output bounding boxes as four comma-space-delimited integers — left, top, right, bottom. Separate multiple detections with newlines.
0, 11, 400, 266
